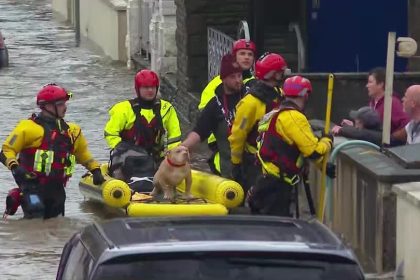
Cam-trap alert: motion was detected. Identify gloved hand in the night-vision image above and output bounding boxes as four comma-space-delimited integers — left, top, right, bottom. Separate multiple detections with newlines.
11, 164, 35, 186
231, 163, 243, 184
92, 168, 105, 185
326, 162, 336, 179
322, 130, 334, 144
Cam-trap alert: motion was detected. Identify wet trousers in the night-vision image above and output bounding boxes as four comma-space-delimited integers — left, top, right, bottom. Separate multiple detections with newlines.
22, 182, 66, 219
248, 175, 293, 217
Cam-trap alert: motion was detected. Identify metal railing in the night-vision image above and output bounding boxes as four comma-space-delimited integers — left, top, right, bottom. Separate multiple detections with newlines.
207, 20, 252, 81
289, 22, 305, 72
207, 28, 234, 82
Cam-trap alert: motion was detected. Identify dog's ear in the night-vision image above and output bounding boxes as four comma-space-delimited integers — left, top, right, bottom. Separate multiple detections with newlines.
164, 149, 171, 156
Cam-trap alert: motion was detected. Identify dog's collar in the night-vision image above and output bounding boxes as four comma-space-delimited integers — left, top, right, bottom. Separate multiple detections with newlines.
166, 157, 186, 167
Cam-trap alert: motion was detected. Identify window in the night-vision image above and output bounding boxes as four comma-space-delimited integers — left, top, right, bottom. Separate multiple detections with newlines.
92, 252, 364, 280
61, 240, 93, 280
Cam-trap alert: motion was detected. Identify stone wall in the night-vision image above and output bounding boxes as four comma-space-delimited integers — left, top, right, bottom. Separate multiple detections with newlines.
175, 0, 250, 93
174, 0, 250, 124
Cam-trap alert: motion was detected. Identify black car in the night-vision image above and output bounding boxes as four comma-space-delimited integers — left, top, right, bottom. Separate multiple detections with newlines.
56, 216, 365, 280
0, 30, 9, 67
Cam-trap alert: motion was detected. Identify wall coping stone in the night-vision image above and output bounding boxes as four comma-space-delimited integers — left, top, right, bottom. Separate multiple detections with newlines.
102, 0, 127, 11
393, 182, 420, 208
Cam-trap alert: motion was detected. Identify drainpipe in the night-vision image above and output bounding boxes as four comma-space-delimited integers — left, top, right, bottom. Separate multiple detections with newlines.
75, 0, 80, 46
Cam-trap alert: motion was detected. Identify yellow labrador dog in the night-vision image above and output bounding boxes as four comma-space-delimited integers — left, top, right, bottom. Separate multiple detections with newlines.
151, 146, 192, 201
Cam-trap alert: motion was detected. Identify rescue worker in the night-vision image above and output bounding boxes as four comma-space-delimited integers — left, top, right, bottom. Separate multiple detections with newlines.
249, 76, 333, 216
182, 53, 245, 177
198, 39, 257, 174
0, 84, 105, 219
199, 39, 257, 110
104, 69, 181, 174
229, 52, 288, 192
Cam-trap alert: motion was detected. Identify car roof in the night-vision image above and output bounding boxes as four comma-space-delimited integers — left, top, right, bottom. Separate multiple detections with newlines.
79, 216, 355, 262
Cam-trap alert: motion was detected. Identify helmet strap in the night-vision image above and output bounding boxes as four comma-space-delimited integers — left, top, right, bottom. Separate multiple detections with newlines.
40, 104, 61, 119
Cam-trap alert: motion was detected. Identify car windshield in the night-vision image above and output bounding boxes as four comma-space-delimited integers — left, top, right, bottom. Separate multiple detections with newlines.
93, 252, 364, 280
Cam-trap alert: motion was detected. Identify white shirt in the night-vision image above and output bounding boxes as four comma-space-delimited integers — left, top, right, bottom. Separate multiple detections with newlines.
405, 120, 420, 144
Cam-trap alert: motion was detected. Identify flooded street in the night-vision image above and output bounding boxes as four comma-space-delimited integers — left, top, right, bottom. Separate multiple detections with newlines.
0, 1, 206, 278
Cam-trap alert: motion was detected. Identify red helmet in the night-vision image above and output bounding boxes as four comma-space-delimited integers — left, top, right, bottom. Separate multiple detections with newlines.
36, 84, 71, 106
283, 75, 312, 98
232, 39, 257, 55
255, 52, 287, 80
134, 69, 159, 94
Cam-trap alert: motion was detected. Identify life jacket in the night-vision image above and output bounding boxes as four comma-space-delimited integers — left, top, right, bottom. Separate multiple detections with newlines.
212, 85, 244, 177
214, 84, 245, 136
120, 99, 165, 157
18, 114, 76, 186
246, 81, 283, 152
256, 101, 304, 178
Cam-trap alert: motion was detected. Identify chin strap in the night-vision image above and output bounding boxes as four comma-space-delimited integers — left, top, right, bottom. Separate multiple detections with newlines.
166, 157, 186, 167
41, 104, 60, 119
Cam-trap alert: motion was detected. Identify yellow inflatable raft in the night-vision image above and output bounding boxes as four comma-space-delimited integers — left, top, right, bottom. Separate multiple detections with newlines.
79, 164, 244, 217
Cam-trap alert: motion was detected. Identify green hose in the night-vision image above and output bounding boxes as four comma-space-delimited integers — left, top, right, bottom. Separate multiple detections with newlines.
325, 140, 380, 223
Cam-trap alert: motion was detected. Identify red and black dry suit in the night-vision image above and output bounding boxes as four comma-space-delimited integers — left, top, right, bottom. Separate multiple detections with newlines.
1, 114, 101, 218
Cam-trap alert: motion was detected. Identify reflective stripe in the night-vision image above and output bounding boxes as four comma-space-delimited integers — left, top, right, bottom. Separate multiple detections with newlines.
214, 152, 221, 173
33, 150, 54, 175
65, 154, 76, 176
167, 136, 181, 145
243, 77, 254, 84
239, 118, 248, 130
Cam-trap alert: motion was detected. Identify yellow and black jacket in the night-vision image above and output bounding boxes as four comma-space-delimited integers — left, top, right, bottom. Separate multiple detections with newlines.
104, 98, 181, 156
257, 100, 332, 179
229, 80, 283, 165
1, 114, 100, 184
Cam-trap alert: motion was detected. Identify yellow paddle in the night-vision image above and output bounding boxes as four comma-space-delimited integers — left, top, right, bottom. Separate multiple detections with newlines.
317, 73, 334, 221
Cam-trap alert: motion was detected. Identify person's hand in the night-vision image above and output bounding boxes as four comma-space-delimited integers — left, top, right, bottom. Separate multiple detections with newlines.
321, 130, 334, 144
326, 162, 336, 179
92, 168, 105, 185
319, 133, 333, 151
341, 119, 354, 127
231, 163, 243, 184
11, 164, 36, 186
331, 125, 342, 136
